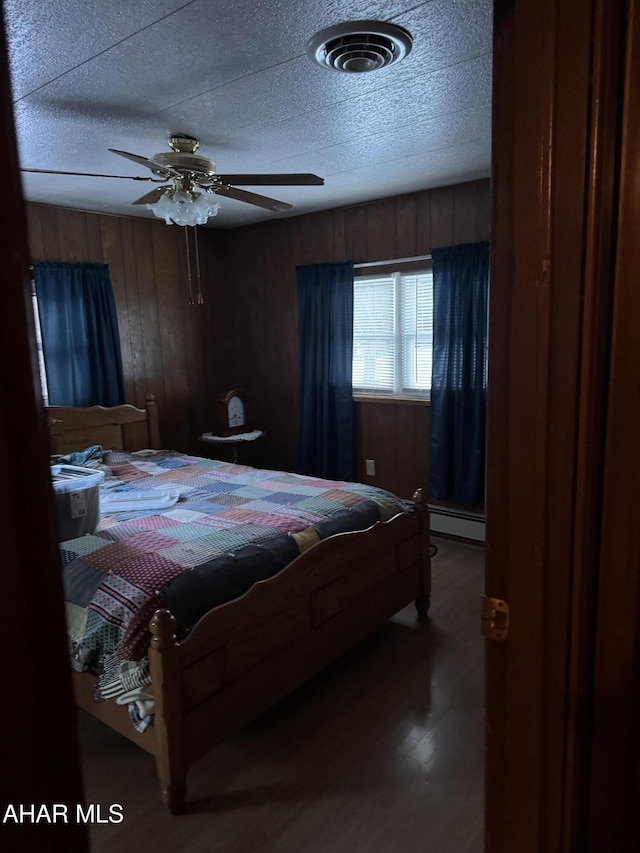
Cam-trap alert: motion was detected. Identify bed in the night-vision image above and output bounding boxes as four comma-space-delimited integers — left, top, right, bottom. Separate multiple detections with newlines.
47, 393, 431, 813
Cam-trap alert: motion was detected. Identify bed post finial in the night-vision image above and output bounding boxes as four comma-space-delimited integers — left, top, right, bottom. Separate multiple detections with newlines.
144, 392, 161, 450
150, 609, 178, 650
148, 607, 186, 813
412, 487, 431, 619
412, 487, 428, 509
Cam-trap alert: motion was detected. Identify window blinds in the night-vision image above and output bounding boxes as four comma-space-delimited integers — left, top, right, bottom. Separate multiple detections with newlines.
31, 289, 49, 405
400, 272, 433, 392
353, 269, 433, 395
353, 275, 396, 391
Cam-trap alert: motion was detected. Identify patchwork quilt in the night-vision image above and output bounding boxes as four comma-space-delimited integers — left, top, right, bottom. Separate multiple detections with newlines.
61, 450, 407, 727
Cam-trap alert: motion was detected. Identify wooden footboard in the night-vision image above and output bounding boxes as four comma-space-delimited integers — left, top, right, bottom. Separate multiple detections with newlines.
147, 489, 430, 813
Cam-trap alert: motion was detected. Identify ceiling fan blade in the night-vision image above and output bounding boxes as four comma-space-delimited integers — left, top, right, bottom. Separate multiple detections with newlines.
214, 185, 292, 212
215, 173, 324, 186
132, 186, 170, 205
108, 148, 182, 179
21, 167, 155, 181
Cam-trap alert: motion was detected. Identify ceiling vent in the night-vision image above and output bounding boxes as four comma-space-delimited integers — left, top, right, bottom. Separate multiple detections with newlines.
307, 20, 413, 73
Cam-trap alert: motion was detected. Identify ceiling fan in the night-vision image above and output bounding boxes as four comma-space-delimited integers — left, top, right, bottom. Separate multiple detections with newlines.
22, 134, 324, 225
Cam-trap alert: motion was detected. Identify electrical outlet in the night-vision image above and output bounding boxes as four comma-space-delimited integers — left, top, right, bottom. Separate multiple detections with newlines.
365, 459, 375, 476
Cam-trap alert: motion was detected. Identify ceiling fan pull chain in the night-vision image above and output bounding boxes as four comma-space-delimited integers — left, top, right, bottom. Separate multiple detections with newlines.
184, 226, 194, 305
194, 225, 203, 305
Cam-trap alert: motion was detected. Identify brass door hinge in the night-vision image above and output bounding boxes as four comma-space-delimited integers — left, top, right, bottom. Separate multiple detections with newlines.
481, 596, 509, 641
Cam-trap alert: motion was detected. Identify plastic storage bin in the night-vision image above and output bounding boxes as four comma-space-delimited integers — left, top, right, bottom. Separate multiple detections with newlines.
51, 465, 105, 542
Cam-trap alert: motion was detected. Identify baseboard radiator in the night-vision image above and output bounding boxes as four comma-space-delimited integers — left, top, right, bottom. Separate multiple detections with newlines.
428, 504, 486, 543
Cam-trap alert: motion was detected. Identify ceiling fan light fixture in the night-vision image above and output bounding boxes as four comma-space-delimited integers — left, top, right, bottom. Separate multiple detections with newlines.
307, 20, 413, 73
147, 189, 220, 226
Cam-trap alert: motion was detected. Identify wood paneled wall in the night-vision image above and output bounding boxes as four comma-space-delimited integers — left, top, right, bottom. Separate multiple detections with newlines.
26, 178, 489, 497
222, 179, 490, 497
355, 399, 431, 500
26, 203, 230, 453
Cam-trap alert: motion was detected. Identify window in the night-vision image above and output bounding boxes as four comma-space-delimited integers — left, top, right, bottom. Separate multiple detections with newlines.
353, 266, 433, 397
31, 285, 49, 405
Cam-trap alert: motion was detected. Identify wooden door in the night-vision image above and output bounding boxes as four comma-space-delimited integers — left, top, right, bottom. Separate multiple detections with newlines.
486, 0, 632, 849
587, 2, 640, 848
0, 11, 89, 852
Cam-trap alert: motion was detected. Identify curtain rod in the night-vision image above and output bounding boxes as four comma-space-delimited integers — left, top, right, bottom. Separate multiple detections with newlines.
353, 254, 432, 269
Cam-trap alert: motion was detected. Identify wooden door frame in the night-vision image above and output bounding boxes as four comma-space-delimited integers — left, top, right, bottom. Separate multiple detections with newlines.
0, 10, 89, 851
487, 0, 629, 849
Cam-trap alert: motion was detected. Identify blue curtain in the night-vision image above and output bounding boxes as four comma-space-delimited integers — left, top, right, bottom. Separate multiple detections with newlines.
429, 242, 489, 506
34, 262, 125, 407
297, 262, 354, 480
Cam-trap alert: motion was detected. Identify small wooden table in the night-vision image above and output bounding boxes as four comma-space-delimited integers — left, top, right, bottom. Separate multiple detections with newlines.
198, 429, 265, 464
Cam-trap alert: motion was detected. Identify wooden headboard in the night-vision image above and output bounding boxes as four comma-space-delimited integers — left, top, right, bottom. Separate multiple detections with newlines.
46, 393, 161, 455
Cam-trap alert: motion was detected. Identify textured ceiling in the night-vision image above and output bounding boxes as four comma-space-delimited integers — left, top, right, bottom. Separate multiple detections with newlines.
5, 0, 493, 228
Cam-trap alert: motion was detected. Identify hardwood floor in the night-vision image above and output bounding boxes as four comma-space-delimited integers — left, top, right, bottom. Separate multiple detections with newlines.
77, 538, 484, 852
